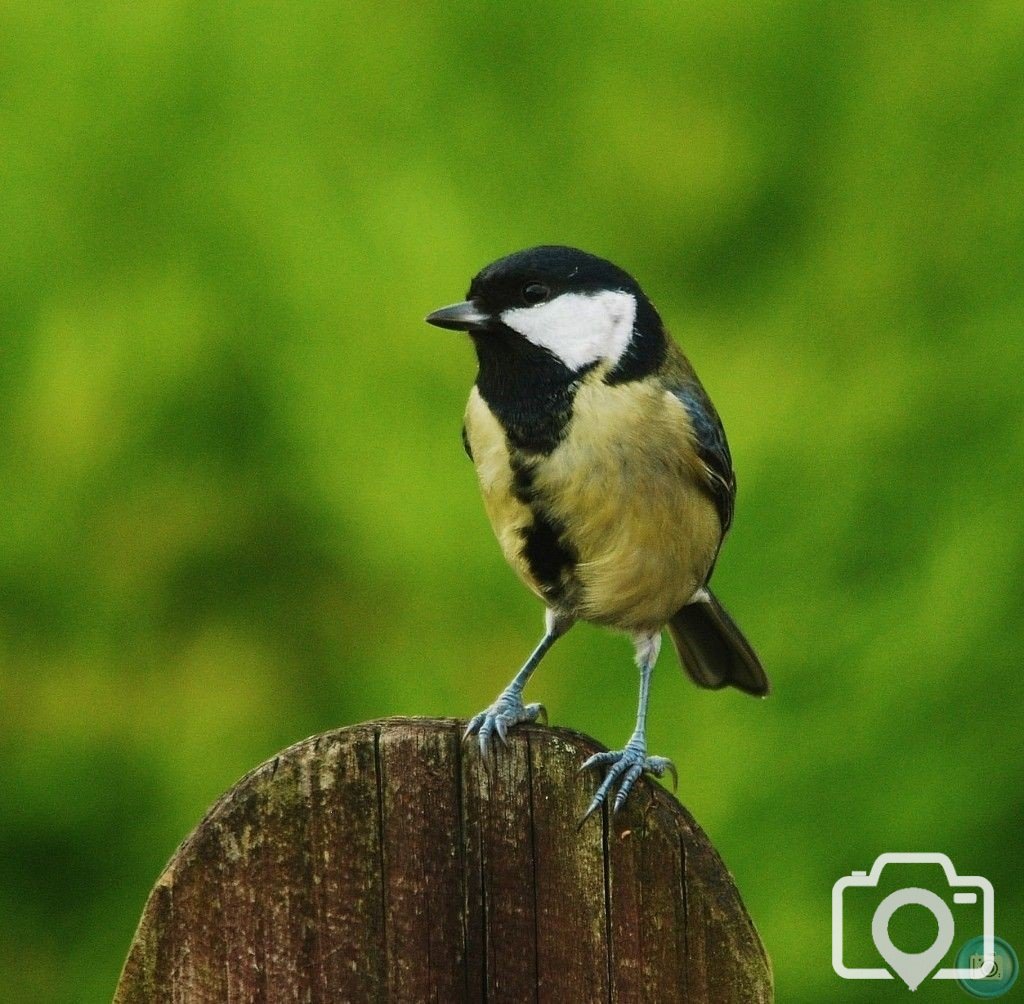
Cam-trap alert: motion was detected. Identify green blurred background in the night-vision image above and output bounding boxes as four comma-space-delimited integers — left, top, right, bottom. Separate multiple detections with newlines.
2, 3, 1022, 1001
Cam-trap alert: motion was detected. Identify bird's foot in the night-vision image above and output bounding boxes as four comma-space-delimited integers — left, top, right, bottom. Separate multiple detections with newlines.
579, 743, 677, 824
463, 692, 547, 756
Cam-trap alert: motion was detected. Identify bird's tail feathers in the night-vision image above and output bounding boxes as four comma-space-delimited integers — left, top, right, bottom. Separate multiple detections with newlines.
667, 591, 769, 697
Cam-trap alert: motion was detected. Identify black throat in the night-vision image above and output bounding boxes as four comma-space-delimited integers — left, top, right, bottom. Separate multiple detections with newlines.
471, 324, 591, 454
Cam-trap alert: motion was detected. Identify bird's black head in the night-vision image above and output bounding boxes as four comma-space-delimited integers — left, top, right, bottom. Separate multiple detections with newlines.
426, 245, 666, 385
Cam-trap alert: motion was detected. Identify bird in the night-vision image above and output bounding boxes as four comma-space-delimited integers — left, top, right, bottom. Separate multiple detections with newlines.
425, 245, 768, 822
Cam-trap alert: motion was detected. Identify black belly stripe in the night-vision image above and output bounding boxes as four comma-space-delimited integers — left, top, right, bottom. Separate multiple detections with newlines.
521, 511, 576, 600
509, 452, 537, 505
509, 452, 577, 599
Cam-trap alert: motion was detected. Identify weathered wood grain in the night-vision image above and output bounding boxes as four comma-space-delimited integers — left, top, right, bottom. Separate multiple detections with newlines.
527, 729, 609, 1002
116, 717, 772, 1002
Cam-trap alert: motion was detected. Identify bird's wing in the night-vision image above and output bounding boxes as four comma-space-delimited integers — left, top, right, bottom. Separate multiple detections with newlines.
669, 379, 736, 535
461, 423, 473, 460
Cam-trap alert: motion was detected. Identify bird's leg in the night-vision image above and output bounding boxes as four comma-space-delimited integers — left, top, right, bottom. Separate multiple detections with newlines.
580, 632, 677, 823
464, 610, 572, 756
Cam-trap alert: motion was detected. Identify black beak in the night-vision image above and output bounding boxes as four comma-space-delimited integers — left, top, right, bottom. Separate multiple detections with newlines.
425, 300, 491, 332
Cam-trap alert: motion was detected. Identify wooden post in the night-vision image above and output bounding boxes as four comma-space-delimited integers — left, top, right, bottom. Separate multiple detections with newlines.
116, 717, 772, 1002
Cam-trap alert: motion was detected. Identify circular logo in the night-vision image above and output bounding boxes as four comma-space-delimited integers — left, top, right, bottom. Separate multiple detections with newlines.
956, 936, 1018, 999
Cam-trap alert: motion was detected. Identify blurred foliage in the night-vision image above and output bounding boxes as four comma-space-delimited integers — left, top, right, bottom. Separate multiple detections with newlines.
1, 3, 1022, 1001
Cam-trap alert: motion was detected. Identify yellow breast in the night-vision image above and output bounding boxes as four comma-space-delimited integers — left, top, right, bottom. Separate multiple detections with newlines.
464, 379, 722, 632
463, 387, 538, 591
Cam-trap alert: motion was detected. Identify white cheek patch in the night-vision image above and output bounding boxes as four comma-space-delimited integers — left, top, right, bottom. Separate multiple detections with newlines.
500, 290, 637, 371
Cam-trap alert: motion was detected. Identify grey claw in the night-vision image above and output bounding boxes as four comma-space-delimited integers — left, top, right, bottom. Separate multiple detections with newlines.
463, 714, 484, 742
478, 721, 493, 757
465, 693, 545, 759
579, 746, 679, 820
613, 764, 644, 813
579, 751, 617, 774
578, 764, 620, 827
577, 797, 602, 829
646, 756, 678, 791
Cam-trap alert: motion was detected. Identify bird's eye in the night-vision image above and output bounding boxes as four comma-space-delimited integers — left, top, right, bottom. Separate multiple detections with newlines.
522, 283, 550, 305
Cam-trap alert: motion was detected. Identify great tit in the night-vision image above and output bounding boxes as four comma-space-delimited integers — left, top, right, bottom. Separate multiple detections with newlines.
426, 246, 768, 820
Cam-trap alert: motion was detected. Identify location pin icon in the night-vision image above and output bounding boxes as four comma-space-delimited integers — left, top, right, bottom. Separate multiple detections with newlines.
871, 888, 955, 991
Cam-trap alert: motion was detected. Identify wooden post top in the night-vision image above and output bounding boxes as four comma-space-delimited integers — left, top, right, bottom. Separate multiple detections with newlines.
116, 716, 772, 1002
